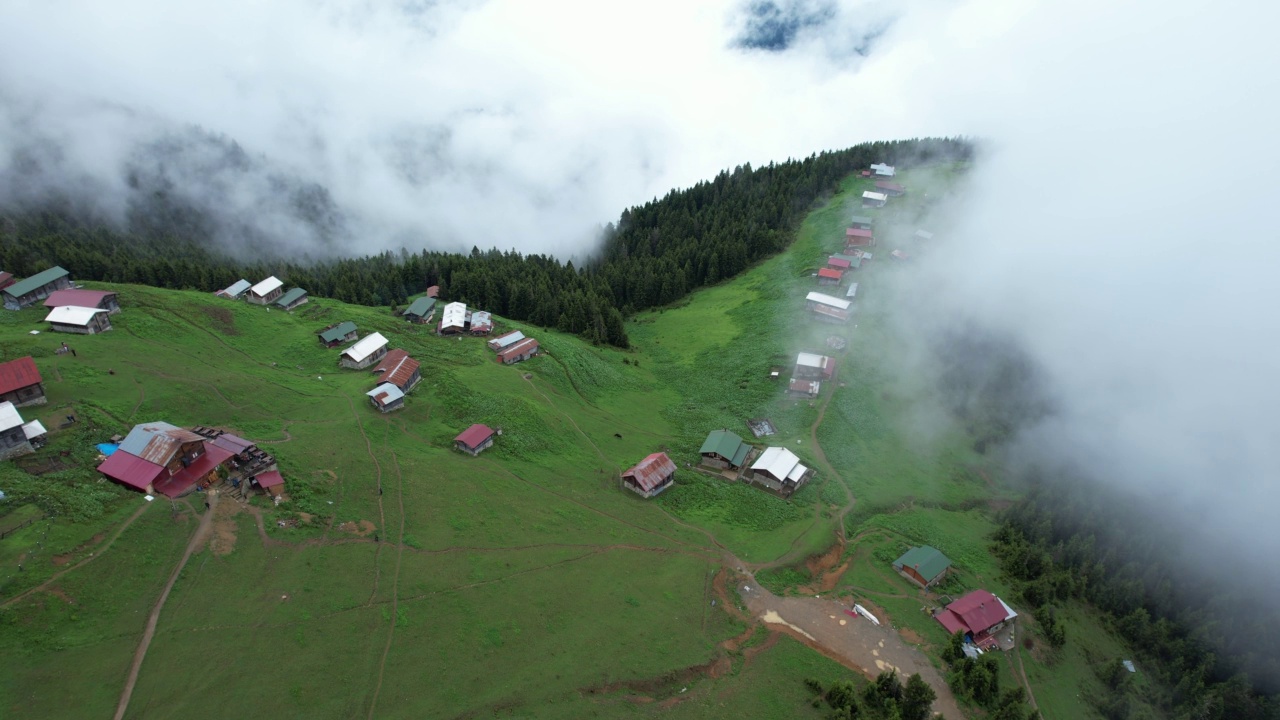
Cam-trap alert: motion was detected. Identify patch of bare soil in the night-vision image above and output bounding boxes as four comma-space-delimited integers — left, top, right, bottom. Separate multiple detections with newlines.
297, 512, 315, 524
201, 306, 240, 336
337, 520, 376, 536
742, 630, 782, 667
899, 627, 926, 645
51, 532, 106, 566
209, 503, 240, 556
45, 586, 75, 605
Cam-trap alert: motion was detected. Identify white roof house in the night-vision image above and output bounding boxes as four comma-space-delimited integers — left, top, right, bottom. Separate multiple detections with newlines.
0, 401, 23, 433
915, 229, 934, 240
862, 191, 888, 203
366, 382, 405, 404
488, 330, 525, 350
846, 282, 859, 300
870, 163, 896, 177
751, 447, 808, 484
219, 279, 251, 298
439, 302, 467, 332
44, 306, 108, 327
342, 332, 389, 363
249, 276, 283, 298
806, 292, 851, 311
22, 419, 47, 440
796, 352, 828, 370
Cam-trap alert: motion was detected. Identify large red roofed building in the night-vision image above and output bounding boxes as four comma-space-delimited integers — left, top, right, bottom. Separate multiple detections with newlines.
0, 356, 45, 408
935, 589, 1018, 650
621, 452, 676, 499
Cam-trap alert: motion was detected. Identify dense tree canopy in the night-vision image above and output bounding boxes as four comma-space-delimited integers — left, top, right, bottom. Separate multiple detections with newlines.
0, 137, 971, 348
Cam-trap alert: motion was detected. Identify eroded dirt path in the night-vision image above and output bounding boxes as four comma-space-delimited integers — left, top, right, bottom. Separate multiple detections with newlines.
737, 577, 963, 720
113, 494, 218, 720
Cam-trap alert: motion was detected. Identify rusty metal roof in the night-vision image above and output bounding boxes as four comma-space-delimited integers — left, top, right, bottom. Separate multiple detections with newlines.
498, 337, 539, 361
622, 452, 676, 492
373, 350, 419, 390
119, 422, 204, 465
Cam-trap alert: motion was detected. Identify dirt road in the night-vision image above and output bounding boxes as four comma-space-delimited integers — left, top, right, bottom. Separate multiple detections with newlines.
113, 494, 218, 720
737, 580, 964, 720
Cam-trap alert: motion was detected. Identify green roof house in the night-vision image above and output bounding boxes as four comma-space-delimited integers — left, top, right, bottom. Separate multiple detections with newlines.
831, 253, 863, 270
699, 429, 752, 470
3, 266, 72, 310
893, 546, 952, 588
849, 215, 874, 230
403, 296, 437, 324
275, 288, 309, 310
318, 321, 358, 347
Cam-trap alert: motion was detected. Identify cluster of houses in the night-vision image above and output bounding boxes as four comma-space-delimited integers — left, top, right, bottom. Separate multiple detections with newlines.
0, 356, 49, 459
312, 323, 423, 414
487, 330, 540, 365
859, 163, 903, 208
435, 298, 495, 337
889, 543, 1018, 652
217, 276, 309, 311
0, 266, 122, 334
694, 428, 813, 497
95, 421, 283, 499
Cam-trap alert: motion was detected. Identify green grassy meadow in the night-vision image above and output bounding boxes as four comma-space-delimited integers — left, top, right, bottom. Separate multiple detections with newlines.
0, 164, 1125, 718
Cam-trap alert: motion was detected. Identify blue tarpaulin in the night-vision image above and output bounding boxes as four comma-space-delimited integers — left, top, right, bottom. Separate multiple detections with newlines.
97, 443, 119, 456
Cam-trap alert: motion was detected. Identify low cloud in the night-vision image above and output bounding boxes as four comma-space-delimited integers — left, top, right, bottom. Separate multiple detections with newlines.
876, 0, 1280, 579
0, 0, 930, 258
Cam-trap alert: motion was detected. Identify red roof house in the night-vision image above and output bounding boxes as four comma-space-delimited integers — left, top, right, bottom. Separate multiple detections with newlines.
152, 445, 234, 497
254, 470, 285, 495
0, 356, 45, 408
935, 590, 1018, 649
621, 452, 676, 498
42, 289, 120, 314
827, 256, 851, 270
426, 285, 440, 298
497, 338, 539, 365
817, 268, 843, 285
455, 424, 495, 456
845, 227, 875, 247
0, 272, 13, 291
97, 451, 167, 493
875, 181, 906, 196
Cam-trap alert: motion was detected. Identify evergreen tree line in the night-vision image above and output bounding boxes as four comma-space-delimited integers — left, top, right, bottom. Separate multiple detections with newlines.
804, 669, 941, 720
0, 138, 971, 348
992, 479, 1280, 719
939, 632, 1040, 719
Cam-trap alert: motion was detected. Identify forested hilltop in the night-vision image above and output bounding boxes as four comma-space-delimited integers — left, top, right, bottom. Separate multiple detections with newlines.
0, 137, 971, 347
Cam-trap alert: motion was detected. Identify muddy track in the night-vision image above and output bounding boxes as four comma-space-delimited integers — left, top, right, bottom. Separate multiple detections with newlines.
113, 495, 218, 720
1, 503, 153, 608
